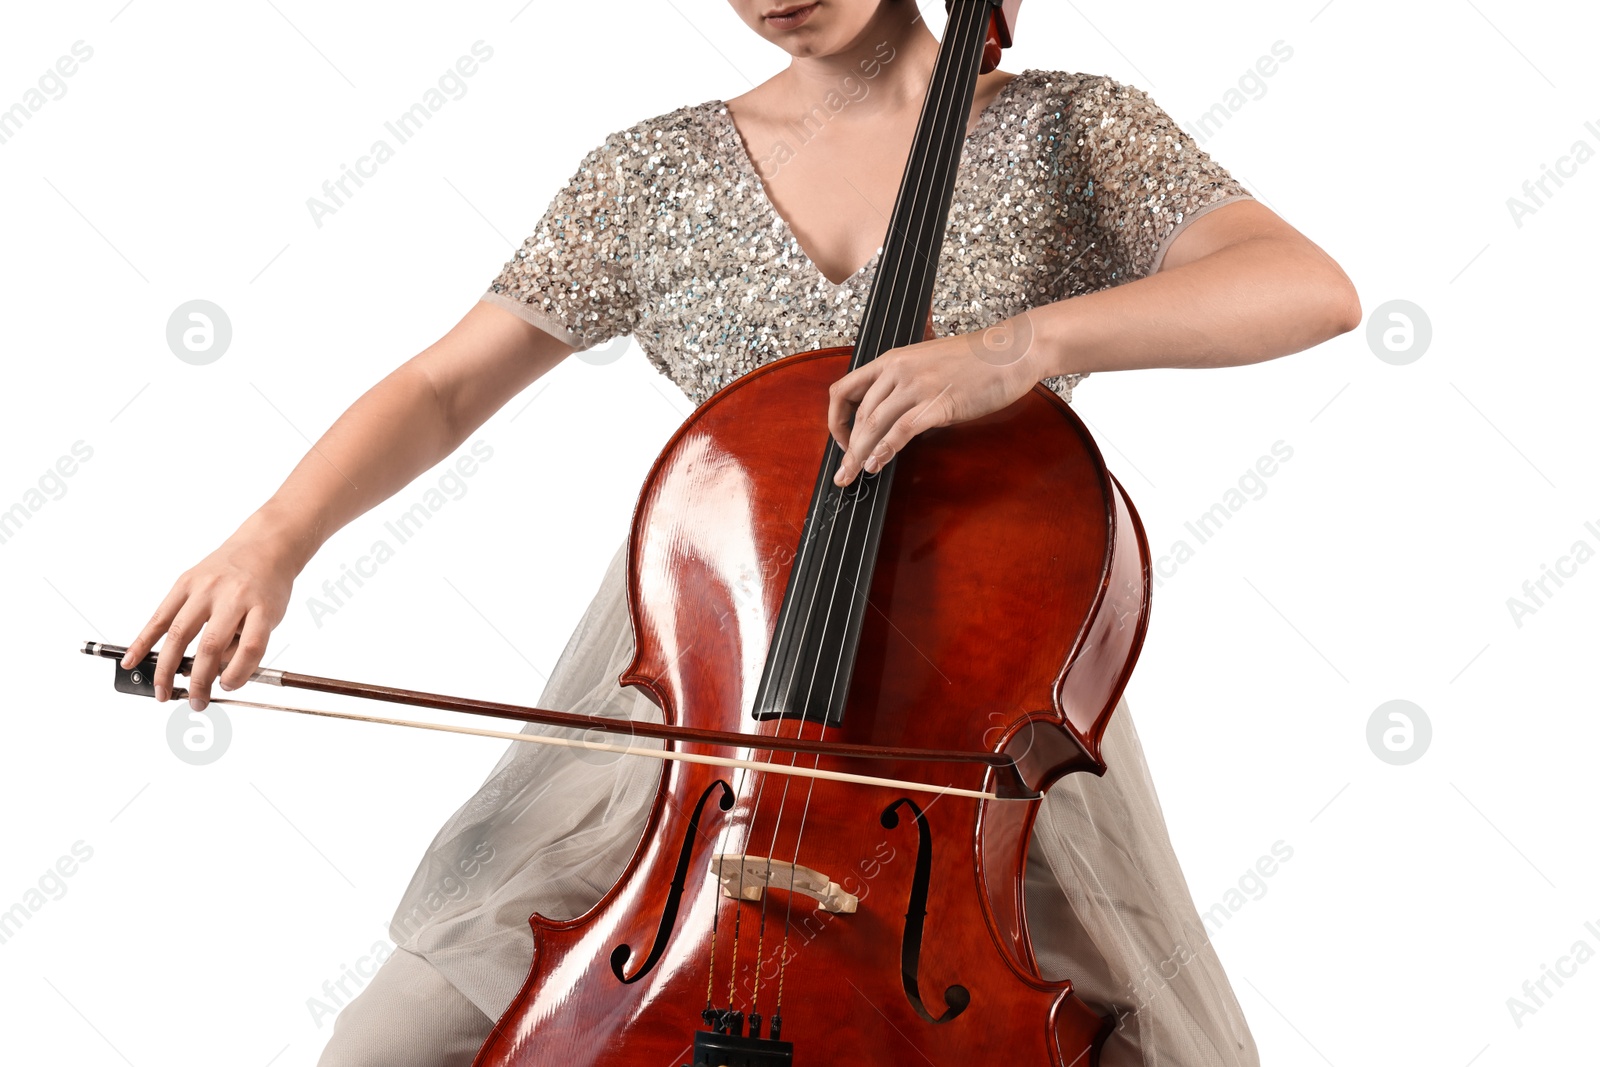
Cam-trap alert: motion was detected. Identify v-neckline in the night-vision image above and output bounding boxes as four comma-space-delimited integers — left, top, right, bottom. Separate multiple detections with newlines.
712, 70, 1029, 289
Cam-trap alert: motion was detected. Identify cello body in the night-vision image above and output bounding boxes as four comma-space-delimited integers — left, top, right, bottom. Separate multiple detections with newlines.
472, 347, 1151, 1066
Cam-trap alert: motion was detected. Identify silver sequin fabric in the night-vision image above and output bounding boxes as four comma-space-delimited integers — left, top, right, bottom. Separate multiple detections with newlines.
483, 70, 1251, 406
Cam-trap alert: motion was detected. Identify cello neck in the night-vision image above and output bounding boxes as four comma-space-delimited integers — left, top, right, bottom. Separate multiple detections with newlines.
851, 0, 1001, 369
751, 0, 1011, 731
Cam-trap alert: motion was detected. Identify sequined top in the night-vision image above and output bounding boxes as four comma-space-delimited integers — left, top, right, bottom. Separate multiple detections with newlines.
482, 69, 1251, 406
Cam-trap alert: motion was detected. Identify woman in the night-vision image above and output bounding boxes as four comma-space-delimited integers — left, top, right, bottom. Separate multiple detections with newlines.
119, 1, 1360, 1063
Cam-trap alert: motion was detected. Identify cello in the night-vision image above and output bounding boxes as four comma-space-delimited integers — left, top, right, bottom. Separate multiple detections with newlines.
85, 1, 1153, 1062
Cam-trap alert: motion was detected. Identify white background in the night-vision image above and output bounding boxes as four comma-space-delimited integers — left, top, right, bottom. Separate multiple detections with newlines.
2, 1, 1595, 1064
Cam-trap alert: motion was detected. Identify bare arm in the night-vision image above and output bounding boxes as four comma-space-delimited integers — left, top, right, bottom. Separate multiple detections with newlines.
1025, 199, 1362, 376
121, 301, 574, 708
827, 200, 1362, 484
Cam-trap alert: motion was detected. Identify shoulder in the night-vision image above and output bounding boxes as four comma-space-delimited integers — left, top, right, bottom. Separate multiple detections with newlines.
1012, 69, 1166, 118
573, 99, 726, 182
1006, 71, 1198, 170
979, 70, 1175, 164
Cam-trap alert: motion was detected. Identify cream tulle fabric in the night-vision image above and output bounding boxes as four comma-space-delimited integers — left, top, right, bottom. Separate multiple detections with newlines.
388, 539, 1257, 1066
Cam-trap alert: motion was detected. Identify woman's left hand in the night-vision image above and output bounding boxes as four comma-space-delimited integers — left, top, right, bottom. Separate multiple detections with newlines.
828, 314, 1043, 486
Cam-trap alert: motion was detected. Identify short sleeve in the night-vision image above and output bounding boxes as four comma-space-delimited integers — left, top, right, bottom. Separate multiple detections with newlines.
481, 131, 640, 349
1072, 77, 1253, 279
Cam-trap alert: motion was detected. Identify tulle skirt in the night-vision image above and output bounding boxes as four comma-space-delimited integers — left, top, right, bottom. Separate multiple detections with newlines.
387, 537, 1258, 1067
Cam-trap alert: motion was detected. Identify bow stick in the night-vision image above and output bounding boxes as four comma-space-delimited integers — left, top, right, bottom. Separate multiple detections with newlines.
82, 641, 1032, 801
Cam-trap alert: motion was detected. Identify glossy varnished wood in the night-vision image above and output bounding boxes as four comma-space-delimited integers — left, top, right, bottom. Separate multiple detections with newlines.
623, 348, 1147, 784
471, 347, 1148, 1066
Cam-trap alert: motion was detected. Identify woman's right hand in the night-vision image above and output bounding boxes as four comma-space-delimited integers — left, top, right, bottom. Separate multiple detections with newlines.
119, 518, 300, 711
113, 300, 576, 711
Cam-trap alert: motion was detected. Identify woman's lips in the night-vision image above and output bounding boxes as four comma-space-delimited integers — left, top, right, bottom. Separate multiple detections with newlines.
764, 2, 819, 30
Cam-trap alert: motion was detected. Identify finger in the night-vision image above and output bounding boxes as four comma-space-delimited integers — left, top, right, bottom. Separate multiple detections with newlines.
827, 363, 882, 450
219, 609, 272, 692
851, 364, 928, 460
860, 381, 959, 481
188, 607, 247, 711
868, 398, 947, 473
831, 360, 903, 484
836, 367, 922, 486
842, 379, 920, 482
153, 601, 211, 701
121, 581, 193, 668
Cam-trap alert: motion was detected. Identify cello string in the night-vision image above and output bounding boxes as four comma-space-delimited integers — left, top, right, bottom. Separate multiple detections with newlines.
774, 6, 976, 838
852, 0, 981, 366
769, 2, 982, 1017
722, 11, 979, 1012
823, 0, 989, 737
726, 328, 884, 1008
748, 0, 979, 806
704, 757, 756, 1013
710, 538, 834, 1011
793, 0, 980, 768
806, 0, 989, 739
784, 0, 985, 827
718, 732, 788, 1011
714, 749, 771, 1016
827, 0, 992, 733
753, 0, 979, 736
793, 0, 991, 971
731, 200, 918, 1018
711, 461, 880, 1009
706, 0, 987, 1021
768, 0, 989, 1022
711, 423, 861, 1010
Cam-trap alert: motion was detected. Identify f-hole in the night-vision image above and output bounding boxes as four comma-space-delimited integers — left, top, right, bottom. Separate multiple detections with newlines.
610, 778, 734, 984
880, 797, 970, 1023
